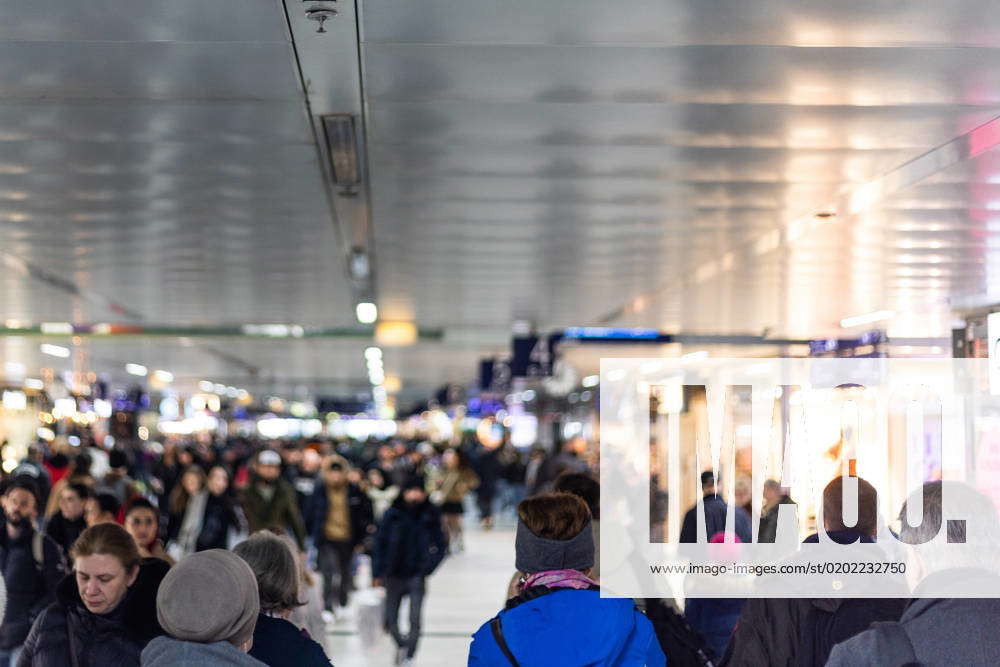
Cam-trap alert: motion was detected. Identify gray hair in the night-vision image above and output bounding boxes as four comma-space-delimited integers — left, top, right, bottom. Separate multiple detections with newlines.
233, 531, 302, 613
898, 481, 1000, 572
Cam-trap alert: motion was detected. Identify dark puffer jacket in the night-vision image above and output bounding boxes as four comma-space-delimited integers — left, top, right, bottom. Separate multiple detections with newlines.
372, 498, 446, 579
18, 558, 169, 667
0, 523, 65, 649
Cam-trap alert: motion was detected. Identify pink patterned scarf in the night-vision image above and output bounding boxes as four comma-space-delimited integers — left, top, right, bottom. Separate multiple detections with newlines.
521, 569, 598, 592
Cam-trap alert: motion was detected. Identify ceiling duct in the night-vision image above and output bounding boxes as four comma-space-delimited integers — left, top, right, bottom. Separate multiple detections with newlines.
321, 113, 361, 195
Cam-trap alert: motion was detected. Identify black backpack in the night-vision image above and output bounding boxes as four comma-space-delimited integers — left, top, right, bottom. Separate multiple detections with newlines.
644, 598, 716, 667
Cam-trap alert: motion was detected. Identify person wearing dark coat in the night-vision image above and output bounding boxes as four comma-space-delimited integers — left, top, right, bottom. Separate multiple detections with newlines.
722, 476, 907, 667
827, 481, 1000, 667
241, 451, 307, 550
0, 480, 65, 667
756, 479, 796, 544
373, 480, 447, 666
233, 532, 331, 667
18, 524, 168, 667
196, 466, 246, 552
44, 483, 91, 559
309, 460, 374, 613
679, 471, 752, 544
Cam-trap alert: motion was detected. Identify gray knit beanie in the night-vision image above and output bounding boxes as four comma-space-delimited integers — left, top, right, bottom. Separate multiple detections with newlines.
156, 549, 260, 646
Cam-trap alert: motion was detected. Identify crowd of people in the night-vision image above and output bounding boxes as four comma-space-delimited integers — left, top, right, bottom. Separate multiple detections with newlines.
3, 433, 1000, 666
0, 434, 583, 667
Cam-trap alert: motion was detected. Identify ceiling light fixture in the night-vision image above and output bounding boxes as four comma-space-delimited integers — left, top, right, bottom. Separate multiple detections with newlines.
356, 302, 378, 324
321, 114, 360, 193
40, 344, 70, 358
840, 309, 896, 328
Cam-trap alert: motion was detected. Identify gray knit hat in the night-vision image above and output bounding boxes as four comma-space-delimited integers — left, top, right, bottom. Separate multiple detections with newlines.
515, 517, 595, 574
156, 549, 260, 646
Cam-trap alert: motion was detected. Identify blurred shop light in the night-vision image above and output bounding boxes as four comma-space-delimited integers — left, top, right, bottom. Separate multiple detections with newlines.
36, 427, 55, 441
582, 375, 599, 388
153, 370, 174, 383
2, 390, 26, 410
40, 344, 70, 358
356, 302, 378, 325
383, 376, 402, 393
606, 369, 627, 382
40, 322, 73, 335
24, 378, 43, 390
138, 427, 150, 441
125, 363, 148, 377
159, 397, 180, 421
682, 350, 709, 362
226, 386, 238, 398
365, 347, 383, 361
4, 362, 25, 379
198, 380, 213, 392
213, 383, 227, 395
93, 399, 112, 418
640, 361, 664, 375
1, 459, 17, 473
52, 398, 76, 419
840, 309, 895, 328
375, 321, 417, 346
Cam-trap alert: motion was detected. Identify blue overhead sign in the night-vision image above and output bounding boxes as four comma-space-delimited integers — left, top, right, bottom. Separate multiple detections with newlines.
562, 327, 662, 340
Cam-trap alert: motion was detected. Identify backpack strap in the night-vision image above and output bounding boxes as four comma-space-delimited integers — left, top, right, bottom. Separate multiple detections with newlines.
490, 615, 520, 667
870, 622, 919, 667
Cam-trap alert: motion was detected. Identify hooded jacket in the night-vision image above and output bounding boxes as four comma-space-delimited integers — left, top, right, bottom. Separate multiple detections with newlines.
18, 558, 169, 667
469, 588, 666, 666
0, 522, 65, 649
141, 636, 267, 667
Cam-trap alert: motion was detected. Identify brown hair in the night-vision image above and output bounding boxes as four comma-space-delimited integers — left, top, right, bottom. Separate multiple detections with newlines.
517, 493, 591, 541
168, 466, 206, 516
823, 475, 878, 537
71, 523, 141, 572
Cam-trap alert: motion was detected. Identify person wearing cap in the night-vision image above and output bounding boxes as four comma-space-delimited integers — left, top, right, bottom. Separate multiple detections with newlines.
372, 476, 446, 667
310, 459, 373, 619
241, 450, 307, 551
141, 549, 266, 666
0, 479, 65, 667
18, 523, 168, 667
469, 493, 666, 666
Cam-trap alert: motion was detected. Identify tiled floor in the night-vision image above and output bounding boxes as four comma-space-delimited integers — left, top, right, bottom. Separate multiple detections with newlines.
325, 521, 516, 667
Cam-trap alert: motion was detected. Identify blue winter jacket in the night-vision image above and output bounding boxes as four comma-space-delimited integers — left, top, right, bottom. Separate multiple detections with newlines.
468, 588, 667, 666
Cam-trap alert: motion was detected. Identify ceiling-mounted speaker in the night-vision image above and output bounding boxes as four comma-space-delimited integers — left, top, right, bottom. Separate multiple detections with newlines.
321, 113, 360, 193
